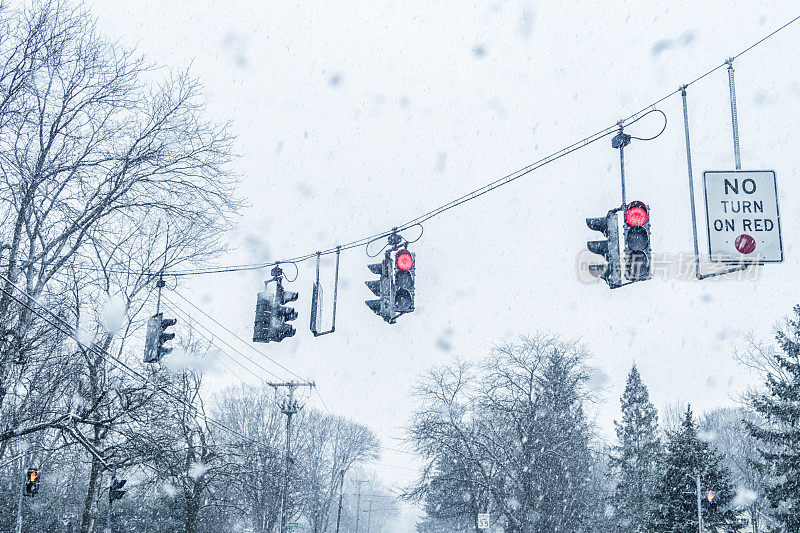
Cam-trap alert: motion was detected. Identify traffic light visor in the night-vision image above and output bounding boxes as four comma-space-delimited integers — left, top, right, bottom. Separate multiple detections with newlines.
586, 217, 608, 234
587, 240, 608, 256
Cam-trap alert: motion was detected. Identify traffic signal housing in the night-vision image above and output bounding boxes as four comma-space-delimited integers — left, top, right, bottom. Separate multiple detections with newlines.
273, 281, 298, 341
623, 201, 652, 281
365, 255, 392, 322
24, 469, 39, 496
585, 210, 622, 288
253, 266, 298, 343
393, 249, 415, 314
144, 313, 177, 363
253, 289, 273, 342
109, 476, 127, 501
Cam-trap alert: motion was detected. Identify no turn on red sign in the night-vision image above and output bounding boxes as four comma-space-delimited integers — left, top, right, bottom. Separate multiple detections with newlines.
703, 170, 783, 263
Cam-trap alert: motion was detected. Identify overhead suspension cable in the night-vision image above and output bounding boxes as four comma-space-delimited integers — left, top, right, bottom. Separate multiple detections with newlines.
47, 13, 800, 279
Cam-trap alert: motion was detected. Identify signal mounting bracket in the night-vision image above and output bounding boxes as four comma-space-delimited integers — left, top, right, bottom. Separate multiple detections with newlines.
310, 247, 340, 336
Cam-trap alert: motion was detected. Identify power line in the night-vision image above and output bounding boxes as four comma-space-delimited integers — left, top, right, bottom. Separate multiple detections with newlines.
160, 301, 273, 383
0, 274, 263, 451
160, 297, 287, 382
168, 290, 306, 381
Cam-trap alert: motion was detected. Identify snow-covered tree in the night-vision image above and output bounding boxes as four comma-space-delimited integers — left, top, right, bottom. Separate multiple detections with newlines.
648, 405, 738, 532
701, 408, 770, 533
407, 335, 601, 533
610, 365, 661, 532
745, 305, 800, 531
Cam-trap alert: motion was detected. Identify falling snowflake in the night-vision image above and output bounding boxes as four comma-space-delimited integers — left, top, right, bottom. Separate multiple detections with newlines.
188, 462, 207, 480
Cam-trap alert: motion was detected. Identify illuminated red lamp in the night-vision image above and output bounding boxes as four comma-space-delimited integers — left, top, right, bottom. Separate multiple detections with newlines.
396, 250, 414, 270
625, 201, 648, 227
706, 491, 714, 503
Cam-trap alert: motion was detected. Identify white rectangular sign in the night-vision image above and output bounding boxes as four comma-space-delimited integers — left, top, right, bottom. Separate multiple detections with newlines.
477, 513, 490, 529
703, 170, 783, 263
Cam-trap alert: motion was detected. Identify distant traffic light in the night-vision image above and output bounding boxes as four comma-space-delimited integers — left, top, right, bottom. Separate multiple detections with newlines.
24, 469, 39, 496
585, 210, 622, 288
109, 476, 127, 501
144, 313, 177, 362
144, 313, 177, 363
623, 201, 652, 281
393, 249, 415, 314
365, 254, 392, 322
253, 265, 298, 342
705, 491, 714, 504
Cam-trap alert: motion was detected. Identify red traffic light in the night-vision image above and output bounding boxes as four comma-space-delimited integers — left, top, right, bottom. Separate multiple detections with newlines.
395, 250, 414, 271
706, 491, 714, 503
625, 201, 648, 227
27, 470, 38, 482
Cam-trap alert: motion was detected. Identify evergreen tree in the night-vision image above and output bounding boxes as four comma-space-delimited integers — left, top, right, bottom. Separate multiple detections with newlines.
611, 365, 661, 532
648, 405, 738, 533
747, 305, 800, 532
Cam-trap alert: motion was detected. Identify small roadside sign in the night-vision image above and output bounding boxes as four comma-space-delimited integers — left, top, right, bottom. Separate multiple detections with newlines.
478, 513, 490, 529
703, 170, 783, 262
286, 523, 298, 532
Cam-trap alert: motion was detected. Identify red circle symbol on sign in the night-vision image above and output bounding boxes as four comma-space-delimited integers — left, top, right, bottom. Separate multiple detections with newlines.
734, 234, 756, 254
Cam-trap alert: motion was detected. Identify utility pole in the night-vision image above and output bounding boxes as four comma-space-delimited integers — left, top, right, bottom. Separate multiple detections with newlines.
267, 380, 315, 533
354, 479, 369, 533
335, 469, 345, 533
105, 464, 116, 533
365, 496, 373, 533
696, 474, 703, 533
15, 449, 28, 533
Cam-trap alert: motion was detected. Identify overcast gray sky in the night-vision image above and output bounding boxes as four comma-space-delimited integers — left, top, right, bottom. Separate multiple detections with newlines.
89, 1, 800, 530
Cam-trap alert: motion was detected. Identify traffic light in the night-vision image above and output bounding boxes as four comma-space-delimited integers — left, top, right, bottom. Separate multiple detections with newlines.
623, 201, 652, 281
144, 313, 177, 362
253, 266, 297, 342
393, 249, 415, 314
24, 469, 39, 496
109, 476, 126, 501
705, 491, 715, 504
273, 278, 298, 341
365, 254, 392, 322
585, 210, 622, 288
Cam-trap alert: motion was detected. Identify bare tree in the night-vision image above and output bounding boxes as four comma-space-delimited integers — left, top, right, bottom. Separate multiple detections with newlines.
294, 410, 380, 533
0, 2, 240, 532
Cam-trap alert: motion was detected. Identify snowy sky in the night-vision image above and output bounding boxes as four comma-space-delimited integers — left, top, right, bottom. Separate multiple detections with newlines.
89, 1, 800, 530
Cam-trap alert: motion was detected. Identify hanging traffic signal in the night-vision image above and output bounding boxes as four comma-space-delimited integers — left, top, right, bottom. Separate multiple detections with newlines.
585, 209, 622, 288
705, 491, 714, 504
623, 201, 652, 281
143, 313, 177, 363
24, 469, 39, 496
365, 254, 392, 322
393, 249, 415, 313
109, 476, 127, 501
253, 266, 298, 342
